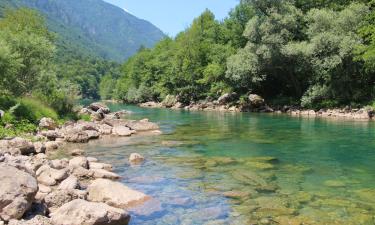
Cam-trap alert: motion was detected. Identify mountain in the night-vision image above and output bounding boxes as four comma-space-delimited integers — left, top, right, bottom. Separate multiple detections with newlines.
0, 0, 165, 61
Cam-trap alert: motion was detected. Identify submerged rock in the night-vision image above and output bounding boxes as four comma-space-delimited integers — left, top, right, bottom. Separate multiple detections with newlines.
50, 199, 130, 225
87, 179, 151, 209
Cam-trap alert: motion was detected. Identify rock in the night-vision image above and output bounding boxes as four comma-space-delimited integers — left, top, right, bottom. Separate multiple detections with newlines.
50, 159, 68, 170
248, 94, 265, 107
38, 184, 52, 194
87, 179, 150, 209
33, 142, 46, 154
44, 141, 59, 151
91, 169, 120, 179
65, 131, 89, 143
87, 157, 98, 162
39, 130, 61, 141
71, 167, 93, 179
36, 165, 68, 186
126, 119, 159, 131
50, 199, 130, 225
88, 102, 110, 114
99, 124, 112, 135
0, 110, 4, 119
85, 130, 100, 140
8, 215, 52, 225
70, 149, 85, 156
162, 95, 178, 108
218, 93, 235, 105
39, 117, 57, 130
69, 156, 89, 169
0, 165, 38, 221
58, 175, 80, 190
129, 198, 163, 217
8, 138, 35, 155
139, 102, 162, 108
129, 153, 145, 164
44, 190, 87, 212
89, 162, 113, 171
90, 112, 105, 121
112, 126, 135, 136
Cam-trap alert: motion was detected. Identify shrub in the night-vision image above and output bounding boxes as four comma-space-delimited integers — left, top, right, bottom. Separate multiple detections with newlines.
13, 97, 58, 123
0, 95, 17, 110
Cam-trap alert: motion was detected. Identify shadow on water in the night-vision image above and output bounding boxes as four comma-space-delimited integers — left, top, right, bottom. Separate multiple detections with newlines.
81, 103, 375, 224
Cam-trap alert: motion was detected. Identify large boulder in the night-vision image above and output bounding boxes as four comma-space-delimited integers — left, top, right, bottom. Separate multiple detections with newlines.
50, 199, 130, 225
217, 93, 235, 105
0, 165, 38, 221
39, 118, 57, 130
88, 102, 110, 114
248, 94, 265, 108
87, 179, 150, 209
69, 157, 89, 169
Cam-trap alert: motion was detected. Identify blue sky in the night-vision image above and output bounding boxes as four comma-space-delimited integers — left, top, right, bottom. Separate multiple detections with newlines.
103, 0, 239, 36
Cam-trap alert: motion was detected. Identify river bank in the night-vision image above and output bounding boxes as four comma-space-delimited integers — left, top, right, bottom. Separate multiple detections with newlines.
139, 94, 375, 121
0, 103, 161, 225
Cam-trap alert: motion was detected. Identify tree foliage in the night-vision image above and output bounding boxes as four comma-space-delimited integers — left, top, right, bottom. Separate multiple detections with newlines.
113, 0, 375, 108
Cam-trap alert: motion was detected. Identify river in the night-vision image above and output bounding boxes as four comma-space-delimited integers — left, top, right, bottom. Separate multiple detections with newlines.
81, 104, 375, 225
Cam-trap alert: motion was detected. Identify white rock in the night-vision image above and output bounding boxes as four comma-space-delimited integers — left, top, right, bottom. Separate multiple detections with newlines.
89, 162, 113, 171
69, 157, 88, 169
87, 179, 150, 209
0, 165, 38, 221
58, 175, 79, 190
112, 126, 135, 137
129, 153, 145, 164
39, 117, 57, 130
91, 169, 120, 179
50, 199, 130, 225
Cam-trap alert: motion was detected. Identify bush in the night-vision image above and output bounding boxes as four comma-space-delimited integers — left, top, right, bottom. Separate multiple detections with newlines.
0, 120, 37, 139
13, 97, 58, 123
0, 95, 17, 110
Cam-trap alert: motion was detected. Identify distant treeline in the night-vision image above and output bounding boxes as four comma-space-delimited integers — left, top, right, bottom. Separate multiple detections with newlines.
108, 0, 375, 109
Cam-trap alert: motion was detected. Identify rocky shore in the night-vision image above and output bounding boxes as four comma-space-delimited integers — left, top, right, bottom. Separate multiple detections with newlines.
139, 94, 375, 120
0, 103, 161, 225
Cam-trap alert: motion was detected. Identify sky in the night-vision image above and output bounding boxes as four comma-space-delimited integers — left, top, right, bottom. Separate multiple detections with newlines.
103, 0, 239, 36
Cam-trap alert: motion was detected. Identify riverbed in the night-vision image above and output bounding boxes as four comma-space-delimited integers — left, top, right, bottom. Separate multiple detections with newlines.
81, 104, 375, 225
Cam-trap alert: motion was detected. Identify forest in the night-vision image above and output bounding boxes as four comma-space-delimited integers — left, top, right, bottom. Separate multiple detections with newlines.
109, 0, 375, 109
0, 8, 120, 137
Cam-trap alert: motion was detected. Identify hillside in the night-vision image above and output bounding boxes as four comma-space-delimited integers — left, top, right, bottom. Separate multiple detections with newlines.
0, 0, 165, 61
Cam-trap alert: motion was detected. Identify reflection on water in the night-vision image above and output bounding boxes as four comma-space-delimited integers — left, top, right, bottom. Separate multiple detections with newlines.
82, 104, 375, 224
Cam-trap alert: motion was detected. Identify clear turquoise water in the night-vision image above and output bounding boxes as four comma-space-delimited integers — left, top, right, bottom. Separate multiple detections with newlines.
83, 104, 375, 225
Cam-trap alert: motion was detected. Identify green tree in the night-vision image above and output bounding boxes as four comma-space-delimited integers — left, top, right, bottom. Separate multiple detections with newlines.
0, 8, 55, 96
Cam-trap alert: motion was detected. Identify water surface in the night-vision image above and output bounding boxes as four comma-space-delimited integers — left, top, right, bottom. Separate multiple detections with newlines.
83, 104, 375, 225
